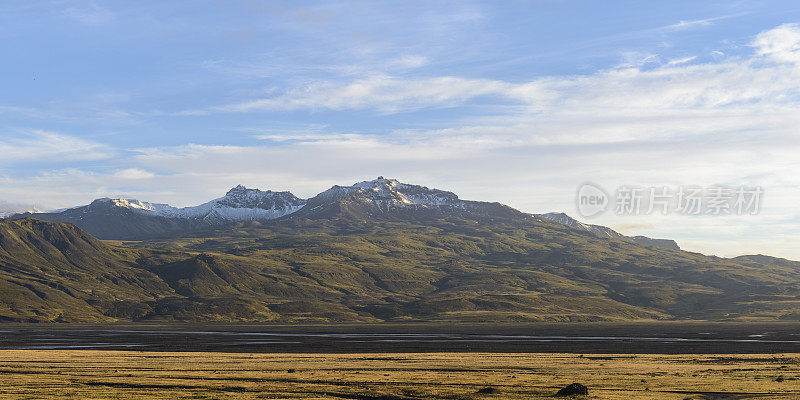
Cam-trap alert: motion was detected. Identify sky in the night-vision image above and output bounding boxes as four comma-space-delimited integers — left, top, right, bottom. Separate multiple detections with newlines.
2, 0, 800, 258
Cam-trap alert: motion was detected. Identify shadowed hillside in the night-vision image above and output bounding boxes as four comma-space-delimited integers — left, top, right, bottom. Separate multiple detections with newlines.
3, 203, 800, 322
129, 215, 800, 322
0, 219, 177, 322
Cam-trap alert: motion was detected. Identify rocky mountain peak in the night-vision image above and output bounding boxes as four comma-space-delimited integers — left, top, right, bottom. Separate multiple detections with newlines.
215, 185, 304, 210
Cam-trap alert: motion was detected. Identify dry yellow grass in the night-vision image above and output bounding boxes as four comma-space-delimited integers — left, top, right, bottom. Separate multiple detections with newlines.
0, 351, 798, 399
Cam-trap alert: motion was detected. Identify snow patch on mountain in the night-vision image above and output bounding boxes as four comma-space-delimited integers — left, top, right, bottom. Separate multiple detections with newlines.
537, 212, 679, 249
0, 201, 42, 218
538, 212, 624, 238
91, 185, 306, 222
346, 177, 466, 210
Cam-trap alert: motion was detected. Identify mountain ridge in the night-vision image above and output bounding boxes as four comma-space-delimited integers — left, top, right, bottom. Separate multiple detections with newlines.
536, 212, 680, 250
11, 177, 670, 247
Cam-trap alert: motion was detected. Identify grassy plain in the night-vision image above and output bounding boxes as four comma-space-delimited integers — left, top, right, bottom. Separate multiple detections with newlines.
0, 350, 798, 399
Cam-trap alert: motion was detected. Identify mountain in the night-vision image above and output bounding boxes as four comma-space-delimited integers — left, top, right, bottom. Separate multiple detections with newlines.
3, 176, 800, 322
12, 178, 676, 249
149, 185, 306, 222
11, 185, 305, 240
288, 177, 523, 221
4, 213, 800, 323
537, 212, 680, 250
10, 199, 204, 240
11, 178, 525, 240
0, 218, 177, 322
0, 201, 40, 218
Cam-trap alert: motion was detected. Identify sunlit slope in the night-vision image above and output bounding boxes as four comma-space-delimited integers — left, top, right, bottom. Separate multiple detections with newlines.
133, 215, 800, 322
2, 216, 800, 322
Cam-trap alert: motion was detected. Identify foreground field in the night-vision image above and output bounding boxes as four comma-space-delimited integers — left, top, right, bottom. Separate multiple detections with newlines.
0, 351, 798, 399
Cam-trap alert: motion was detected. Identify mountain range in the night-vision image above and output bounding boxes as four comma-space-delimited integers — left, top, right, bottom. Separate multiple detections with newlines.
12, 177, 677, 249
2, 177, 799, 323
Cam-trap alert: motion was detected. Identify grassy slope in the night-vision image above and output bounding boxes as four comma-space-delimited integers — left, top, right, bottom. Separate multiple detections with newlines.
0, 218, 178, 322
3, 215, 800, 323
128, 216, 800, 322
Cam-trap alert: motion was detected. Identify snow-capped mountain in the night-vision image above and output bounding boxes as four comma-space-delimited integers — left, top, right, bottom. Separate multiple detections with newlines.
89, 198, 178, 215
295, 177, 521, 220
314, 177, 466, 210
83, 185, 306, 223
537, 212, 679, 250
0, 201, 41, 218
162, 185, 305, 222
353, 177, 463, 207
11, 185, 307, 240
11, 178, 677, 247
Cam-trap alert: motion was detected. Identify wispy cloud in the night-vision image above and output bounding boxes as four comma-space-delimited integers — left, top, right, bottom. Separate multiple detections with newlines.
254, 133, 372, 143
663, 13, 746, 31
194, 75, 515, 114
0, 130, 114, 163
667, 55, 697, 65
112, 168, 156, 180
189, 23, 800, 117
5, 21, 800, 259
110, 23, 800, 258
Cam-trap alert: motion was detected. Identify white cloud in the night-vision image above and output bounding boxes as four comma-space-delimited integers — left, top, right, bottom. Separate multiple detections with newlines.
131, 23, 800, 259
616, 52, 661, 68
662, 13, 745, 31
668, 18, 715, 31
193, 23, 800, 117
752, 23, 800, 63
254, 133, 375, 143
667, 56, 697, 65
7, 23, 800, 259
387, 55, 429, 70
196, 75, 514, 114
0, 130, 113, 163
112, 168, 156, 180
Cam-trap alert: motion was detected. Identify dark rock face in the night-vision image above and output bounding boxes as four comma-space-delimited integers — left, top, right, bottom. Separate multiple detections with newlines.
556, 383, 588, 396
476, 387, 499, 394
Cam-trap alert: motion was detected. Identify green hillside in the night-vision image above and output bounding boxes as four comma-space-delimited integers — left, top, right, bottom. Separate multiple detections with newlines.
126, 214, 800, 322
2, 215, 800, 323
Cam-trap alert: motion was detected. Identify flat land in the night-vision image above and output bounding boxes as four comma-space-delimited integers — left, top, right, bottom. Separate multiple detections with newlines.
5, 322, 800, 353
0, 351, 798, 399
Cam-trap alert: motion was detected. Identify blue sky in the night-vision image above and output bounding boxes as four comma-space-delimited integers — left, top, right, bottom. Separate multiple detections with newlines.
2, 1, 800, 258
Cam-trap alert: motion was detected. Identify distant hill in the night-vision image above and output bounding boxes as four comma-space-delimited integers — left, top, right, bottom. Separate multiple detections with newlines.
2, 178, 800, 323
537, 212, 680, 250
